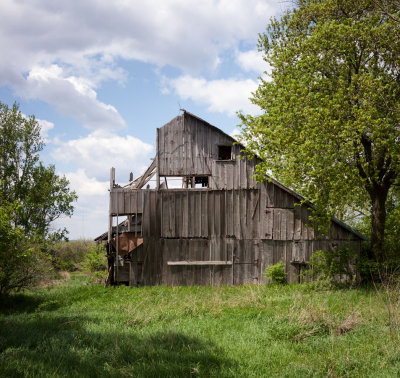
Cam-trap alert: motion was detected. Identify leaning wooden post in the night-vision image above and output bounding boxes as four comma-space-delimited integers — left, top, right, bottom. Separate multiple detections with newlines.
108, 168, 115, 243
116, 213, 119, 284
108, 168, 115, 285
156, 128, 160, 189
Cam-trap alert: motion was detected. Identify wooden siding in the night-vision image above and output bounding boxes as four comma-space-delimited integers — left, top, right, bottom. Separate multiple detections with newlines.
158, 114, 222, 176
159, 189, 262, 239
120, 235, 360, 285
111, 186, 362, 285
158, 114, 258, 189
110, 188, 144, 215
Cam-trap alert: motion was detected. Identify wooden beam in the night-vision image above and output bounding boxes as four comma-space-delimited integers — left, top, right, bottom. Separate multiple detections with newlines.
156, 128, 160, 189
108, 167, 115, 267
167, 261, 233, 266
115, 214, 119, 282
110, 167, 115, 189
128, 158, 156, 189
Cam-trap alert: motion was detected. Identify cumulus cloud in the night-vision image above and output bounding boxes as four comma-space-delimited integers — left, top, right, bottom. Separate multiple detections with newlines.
37, 118, 54, 141
53, 204, 107, 240
65, 169, 109, 197
18, 65, 126, 130
52, 139, 156, 239
0, 1, 284, 124
236, 49, 269, 75
51, 130, 154, 181
165, 75, 260, 116
1, 0, 281, 73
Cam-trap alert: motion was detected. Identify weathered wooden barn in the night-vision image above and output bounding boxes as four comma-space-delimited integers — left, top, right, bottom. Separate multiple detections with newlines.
100, 111, 366, 286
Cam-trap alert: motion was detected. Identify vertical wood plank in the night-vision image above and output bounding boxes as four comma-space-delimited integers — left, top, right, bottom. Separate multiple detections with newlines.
294, 205, 302, 240
156, 128, 160, 188
273, 209, 280, 240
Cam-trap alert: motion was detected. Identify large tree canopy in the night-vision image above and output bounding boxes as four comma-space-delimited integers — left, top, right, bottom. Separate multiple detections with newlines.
239, 0, 400, 258
0, 102, 77, 294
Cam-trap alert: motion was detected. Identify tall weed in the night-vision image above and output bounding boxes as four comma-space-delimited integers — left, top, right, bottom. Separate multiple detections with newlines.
50, 239, 93, 271
82, 244, 107, 283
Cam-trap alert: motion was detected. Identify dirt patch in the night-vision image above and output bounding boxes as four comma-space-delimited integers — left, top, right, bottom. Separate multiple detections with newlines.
59, 271, 71, 280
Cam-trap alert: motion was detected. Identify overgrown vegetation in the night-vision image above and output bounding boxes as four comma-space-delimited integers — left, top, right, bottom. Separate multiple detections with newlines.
303, 247, 358, 287
81, 243, 108, 283
50, 239, 94, 272
1, 278, 400, 377
45, 240, 108, 285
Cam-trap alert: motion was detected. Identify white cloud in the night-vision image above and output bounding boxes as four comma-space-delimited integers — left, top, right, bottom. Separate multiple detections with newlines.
65, 169, 109, 197
0, 0, 284, 76
51, 130, 154, 181
54, 205, 107, 240
37, 118, 54, 141
165, 75, 260, 116
236, 49, 268, 74
20, 65, 126, 130
0, 1, 285, 123
230, 128, 241, 139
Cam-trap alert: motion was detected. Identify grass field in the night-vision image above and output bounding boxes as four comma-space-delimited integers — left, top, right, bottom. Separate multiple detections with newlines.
1, 277, 399, 377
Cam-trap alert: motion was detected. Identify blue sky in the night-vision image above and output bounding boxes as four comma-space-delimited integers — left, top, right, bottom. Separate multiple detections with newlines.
0, 0, 288, 239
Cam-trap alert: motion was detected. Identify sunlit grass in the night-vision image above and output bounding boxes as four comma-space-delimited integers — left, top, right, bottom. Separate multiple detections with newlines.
1, 278, 399, 377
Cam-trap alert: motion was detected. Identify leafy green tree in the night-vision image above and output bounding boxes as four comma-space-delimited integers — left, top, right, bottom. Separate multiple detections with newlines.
0, 102, 77, 293
0, 102, 76, 239
239, 0, 400, 259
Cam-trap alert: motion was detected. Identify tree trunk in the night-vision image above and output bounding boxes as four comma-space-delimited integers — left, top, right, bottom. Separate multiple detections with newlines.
370, 188, 389, 260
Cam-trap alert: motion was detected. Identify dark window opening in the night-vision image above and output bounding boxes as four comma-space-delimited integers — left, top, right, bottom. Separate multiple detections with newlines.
218, 145, 232, 160
194, 176, 209, 188
183, 176, 209, 188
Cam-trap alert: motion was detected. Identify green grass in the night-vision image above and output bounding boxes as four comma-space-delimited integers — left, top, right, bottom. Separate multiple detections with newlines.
1, 278, 400, 377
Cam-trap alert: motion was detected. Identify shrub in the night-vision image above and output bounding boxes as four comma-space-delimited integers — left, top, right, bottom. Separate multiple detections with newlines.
264, 262, 287, 284
303, 247, 357, 286
82, 244, 107, 283
0, 202, 51, 295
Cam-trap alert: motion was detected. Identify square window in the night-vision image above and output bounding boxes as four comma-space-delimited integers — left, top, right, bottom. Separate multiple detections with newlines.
218, 145, 232, 160
194, 176, 209, 188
